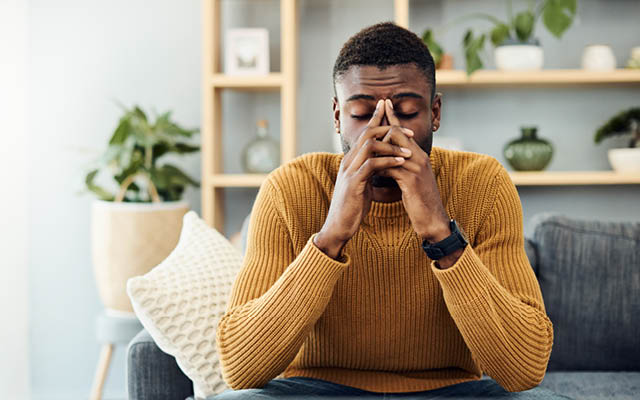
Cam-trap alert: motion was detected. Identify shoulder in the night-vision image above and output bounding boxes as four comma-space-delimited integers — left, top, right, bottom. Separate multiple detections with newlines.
265, 152, 342, 196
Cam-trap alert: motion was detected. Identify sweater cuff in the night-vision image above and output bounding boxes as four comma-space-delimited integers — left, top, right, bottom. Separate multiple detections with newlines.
294, 233, 350, 296
431, 245, 493, 306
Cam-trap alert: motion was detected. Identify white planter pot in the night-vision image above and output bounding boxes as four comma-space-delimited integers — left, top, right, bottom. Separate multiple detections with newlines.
495, 43, 544, 71
91, 200, 189, 313
608, 148, 640, 173
582, 44, 616, 71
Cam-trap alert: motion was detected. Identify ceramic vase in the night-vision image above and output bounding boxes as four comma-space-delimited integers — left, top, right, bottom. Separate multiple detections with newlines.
504, 127, 553, 171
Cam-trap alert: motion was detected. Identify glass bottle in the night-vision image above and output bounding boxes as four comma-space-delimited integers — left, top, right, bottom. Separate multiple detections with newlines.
242, 119, 280, 173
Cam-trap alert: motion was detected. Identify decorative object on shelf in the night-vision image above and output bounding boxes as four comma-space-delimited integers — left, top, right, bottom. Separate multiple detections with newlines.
83, 104, 199, 313
459, 0, 577, 74
225, 28, 270, 75
581, 44, 616, 71
504, 126, 554, 171
242, 119, 280, 173
421, 29, 453, 70
594, 107, 640, 172
627, 47, 640, 69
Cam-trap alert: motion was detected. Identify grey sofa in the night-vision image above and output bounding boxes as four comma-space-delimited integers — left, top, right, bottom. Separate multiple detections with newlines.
127, 214, 640, 399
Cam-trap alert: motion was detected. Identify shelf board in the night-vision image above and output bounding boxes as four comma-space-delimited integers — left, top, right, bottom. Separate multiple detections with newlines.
510, 171, 640, 186
209, 171, 639, 188
209, 174, 268, 187
210, 73, 283, 90
436, 69, 640, 87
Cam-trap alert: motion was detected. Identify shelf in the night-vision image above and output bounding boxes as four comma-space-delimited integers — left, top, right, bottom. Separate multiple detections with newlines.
210, 73, 283, 90
509, 171, 640, 186
209, 174, 267, 187
208, 172, 640, 188
435, 69, 640, 87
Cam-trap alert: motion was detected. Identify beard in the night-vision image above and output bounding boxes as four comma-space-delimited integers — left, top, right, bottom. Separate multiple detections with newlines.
340, 134, 432, 188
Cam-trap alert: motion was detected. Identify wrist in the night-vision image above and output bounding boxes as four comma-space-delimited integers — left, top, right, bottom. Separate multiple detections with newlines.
313, 230, 347, 260
419, 219, 451, 243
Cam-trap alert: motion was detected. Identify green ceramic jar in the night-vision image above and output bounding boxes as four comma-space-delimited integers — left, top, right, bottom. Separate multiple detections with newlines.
503, 126, 553, 171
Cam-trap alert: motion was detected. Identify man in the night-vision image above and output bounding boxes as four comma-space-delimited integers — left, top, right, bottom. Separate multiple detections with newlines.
213, 22, 565, 399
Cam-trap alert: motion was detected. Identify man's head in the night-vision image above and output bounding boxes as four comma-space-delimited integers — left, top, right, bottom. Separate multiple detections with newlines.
332, 22, 441, 164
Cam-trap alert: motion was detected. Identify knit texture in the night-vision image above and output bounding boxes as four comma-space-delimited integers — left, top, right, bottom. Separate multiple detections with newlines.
216, 147, 553, 394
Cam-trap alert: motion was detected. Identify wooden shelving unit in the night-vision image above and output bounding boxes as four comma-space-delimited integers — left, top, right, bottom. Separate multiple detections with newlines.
202, 0, 297, 232
201, 0, 638, 232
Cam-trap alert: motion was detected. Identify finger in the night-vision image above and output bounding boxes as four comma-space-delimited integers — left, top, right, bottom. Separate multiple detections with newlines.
344, 125, 391, 166
356, 156, 406, 179
382, 126, 413, 148
385, 99, 401, 126
348, 138, 411, 174
382, 126, 414, 143
366, 99, 386, 128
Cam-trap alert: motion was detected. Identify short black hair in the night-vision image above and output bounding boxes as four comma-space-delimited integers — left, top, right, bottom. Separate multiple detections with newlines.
333, 22, 436, 100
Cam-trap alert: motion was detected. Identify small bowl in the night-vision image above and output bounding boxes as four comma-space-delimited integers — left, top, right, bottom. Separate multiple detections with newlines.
608, 148, 640, 172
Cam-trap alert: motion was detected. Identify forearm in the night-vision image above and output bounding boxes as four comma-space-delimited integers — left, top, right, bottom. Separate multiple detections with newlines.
432, 246, 553, 392
216, 235, 348, 389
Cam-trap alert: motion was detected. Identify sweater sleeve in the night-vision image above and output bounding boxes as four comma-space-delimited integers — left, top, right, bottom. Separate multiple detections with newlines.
216, 178, 350, 390
431, 167, 553, 392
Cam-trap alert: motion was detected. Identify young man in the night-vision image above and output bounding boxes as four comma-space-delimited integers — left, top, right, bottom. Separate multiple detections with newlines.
212, 23, 566, 399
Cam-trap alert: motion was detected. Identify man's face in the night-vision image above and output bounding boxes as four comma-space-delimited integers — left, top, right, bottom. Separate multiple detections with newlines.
332, 64, 441, 187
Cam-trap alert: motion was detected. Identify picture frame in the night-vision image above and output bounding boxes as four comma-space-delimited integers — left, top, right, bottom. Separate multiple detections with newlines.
224, 28, 270, 75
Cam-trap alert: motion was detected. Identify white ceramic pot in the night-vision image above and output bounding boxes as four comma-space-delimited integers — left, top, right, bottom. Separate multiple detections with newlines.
582, 44, 616, 71
495, 41, 544, 71
91, 200, 189, 313
607, 148, 640, 173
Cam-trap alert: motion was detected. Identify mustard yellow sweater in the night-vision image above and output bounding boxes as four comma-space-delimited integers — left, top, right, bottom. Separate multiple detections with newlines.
216, 147, 553, 393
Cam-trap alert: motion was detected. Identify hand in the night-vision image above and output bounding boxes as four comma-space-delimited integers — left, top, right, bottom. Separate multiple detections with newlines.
378, 99, 451, 244
314, 99, 414, 259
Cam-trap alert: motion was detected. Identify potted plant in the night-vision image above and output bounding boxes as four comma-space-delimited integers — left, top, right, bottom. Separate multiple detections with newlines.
85, 104, 200, 313
422, 29, 453, 70
460, 0, 577, 74
594, 107, 640, 173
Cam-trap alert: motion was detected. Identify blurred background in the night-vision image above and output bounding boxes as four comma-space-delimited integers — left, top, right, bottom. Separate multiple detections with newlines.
1, 0, 639, 399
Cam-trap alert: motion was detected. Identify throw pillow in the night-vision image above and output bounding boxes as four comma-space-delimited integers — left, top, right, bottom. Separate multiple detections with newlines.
532, 213, 640, 371
127, 210, 243, 398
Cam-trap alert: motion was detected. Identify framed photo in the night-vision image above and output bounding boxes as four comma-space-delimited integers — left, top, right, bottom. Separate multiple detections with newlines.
225, 28, 270, 75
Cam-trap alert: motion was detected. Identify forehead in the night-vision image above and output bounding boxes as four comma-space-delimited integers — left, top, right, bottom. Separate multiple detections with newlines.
335, 64, 431, 102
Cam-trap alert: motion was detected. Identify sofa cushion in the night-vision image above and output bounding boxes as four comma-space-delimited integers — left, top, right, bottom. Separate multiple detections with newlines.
540, 371, 640, 400
531, 214, 640, 371
127, 211, 243, 398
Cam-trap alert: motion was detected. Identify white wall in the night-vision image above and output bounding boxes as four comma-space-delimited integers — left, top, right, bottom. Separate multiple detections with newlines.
22, 0, 640, 399
0, 0, 30, 398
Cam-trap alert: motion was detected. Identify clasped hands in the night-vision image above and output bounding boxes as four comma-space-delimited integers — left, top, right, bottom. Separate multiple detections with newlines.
315, 98, 457, 267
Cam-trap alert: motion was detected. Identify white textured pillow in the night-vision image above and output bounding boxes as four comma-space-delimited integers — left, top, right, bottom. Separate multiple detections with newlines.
127, 210, 242, 398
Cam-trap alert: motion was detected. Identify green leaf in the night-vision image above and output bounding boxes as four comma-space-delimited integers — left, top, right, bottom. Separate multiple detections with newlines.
490, 23, 511, 46
514, 11, 535, 42
421, 29, 444, 66
85, 169, 115, 201
108, 118, 131, 145
463, 30, 485, 75
594, 108, 640, 144
543, 0, 577, 38
161, 164, 200, 187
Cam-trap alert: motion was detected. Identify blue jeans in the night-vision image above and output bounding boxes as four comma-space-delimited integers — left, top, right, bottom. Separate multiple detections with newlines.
206, 376, 572, 399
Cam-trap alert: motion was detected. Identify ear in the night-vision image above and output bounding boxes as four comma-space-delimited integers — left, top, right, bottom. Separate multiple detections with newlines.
332, 96, 340, 133
431, 92, 442, 132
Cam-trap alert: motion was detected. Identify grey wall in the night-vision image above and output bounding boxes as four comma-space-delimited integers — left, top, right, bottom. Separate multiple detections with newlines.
26, 0, 639, 398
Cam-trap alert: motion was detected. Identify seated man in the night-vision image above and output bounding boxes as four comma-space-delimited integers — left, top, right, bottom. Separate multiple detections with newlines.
212, 22, 565, 399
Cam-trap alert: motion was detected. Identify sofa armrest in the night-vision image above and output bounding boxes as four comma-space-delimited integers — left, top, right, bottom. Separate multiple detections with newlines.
127, 329, 194, 400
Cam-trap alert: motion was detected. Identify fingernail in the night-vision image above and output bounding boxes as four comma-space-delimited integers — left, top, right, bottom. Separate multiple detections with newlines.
386, 99, 394, 109
402, 128, 414, 136
395, 157, 405, 162
400, 147, 411, 155
376, 99, 384, 108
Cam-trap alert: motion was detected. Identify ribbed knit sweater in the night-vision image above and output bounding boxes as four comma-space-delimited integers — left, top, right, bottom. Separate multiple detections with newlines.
216, 147, 553, 393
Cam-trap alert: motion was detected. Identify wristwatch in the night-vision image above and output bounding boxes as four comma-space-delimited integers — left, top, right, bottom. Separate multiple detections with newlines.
421, 219, 469, 260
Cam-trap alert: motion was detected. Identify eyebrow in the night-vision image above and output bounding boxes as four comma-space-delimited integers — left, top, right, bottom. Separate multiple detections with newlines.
345, 92, 424, 102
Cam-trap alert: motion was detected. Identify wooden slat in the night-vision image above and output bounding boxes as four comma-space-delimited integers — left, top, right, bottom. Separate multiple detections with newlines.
209, 174, 268, 187
394, 0, 409, 28
210, 73, 283, 89
281, 0, 297, 162
510, 171, 640, 186
436, 69, 640, 87
201, 0, 217, 227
